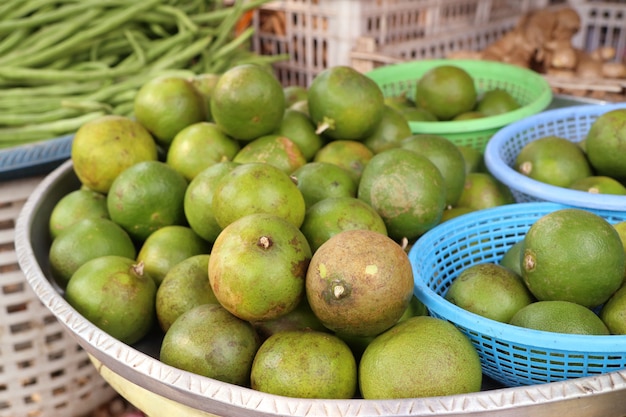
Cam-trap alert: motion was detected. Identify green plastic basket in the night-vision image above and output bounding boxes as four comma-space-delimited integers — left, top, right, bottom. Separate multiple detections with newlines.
366, 60, 553, 152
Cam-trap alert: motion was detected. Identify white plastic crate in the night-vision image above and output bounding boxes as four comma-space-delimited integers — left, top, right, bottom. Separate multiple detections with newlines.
0, 177, 117, 416
572, 1, 626, 61
251, 0, 550, 86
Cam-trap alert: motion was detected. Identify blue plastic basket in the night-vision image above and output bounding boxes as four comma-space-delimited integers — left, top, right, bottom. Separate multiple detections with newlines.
484, 103, 626, 211
409, 202, 626, 388
0, 134, 73, 181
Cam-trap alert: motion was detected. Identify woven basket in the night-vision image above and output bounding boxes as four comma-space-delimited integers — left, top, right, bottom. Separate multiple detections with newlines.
365, 59, 553, 152
409, 202, 626, 388
0, 176, 116, 416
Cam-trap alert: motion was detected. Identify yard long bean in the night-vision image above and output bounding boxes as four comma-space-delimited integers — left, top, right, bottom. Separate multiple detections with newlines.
0, 0, 288, 145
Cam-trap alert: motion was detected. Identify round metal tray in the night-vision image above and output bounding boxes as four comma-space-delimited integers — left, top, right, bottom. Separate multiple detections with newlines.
14, 159, 626, 416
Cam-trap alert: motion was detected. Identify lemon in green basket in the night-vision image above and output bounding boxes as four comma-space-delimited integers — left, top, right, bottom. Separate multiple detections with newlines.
308, 65, 385, 141
445, 263, 533, 323
521, 208, 625, 308
585, 108, 626, 181
71, 115, 158, 194
165, 121, 240, 181
569, 175, 626, 195
134, 75, 208, 147
160, 303, 261, 386
210, 64, 285, 141
400, 134, 466, 207
514, 135, 592, 188
510, 300, 609, 335
359, 316, 482, 399
250, 330, 357, 399
476, 88, 520, 116
400, 106, 438, 122
155, 254, 218, 333
453, 111, 486, 121
358, 148, 446, 242
291, 162, 357, 209
48, 188, 109, 240
600, 283, 626, 334
65, 255, 157, 344
455, 172, 514, 211
136, 225, 210, 286
107, 160, 188, 242
314, 140, 374, 183
49, 218, 136, 289
414, 65, 477, 120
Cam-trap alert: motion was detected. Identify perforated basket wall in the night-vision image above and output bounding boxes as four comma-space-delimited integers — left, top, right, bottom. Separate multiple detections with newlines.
484, 102, 626, 211
0, 177, 116, 416
251, 0, 549, 87
365, 59, 553, 152
409, 202, 626, 387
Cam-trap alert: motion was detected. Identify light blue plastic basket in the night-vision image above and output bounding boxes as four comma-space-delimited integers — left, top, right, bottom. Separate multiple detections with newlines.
409, 202, 626, 387
0, 134, 73, 180
484, 103, 626, 211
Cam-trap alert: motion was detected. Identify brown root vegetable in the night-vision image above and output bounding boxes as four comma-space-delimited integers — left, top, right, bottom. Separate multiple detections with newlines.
576, 58, 604, 78
590, 46, 617, 62
552, 7, 581, 41
602, 62, 626, 79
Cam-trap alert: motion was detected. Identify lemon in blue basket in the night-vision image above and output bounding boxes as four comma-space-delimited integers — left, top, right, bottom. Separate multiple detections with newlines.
476, 88, 520, 116
414, 65, 477, 120
445, 263, 533, 323
210, 64, 285, 141
456, 172, 514, 211
569, 175, 626, 195
358, 148, 446, 241
500, 240, 524, 277
359, 316, 482, 399
510, 301, 609, 335
71, 115, 158, 194
250, 330, 357, 399
308, 65, 385, 141
65, 255, 157, 344
521, 208, 625, 308
400, 134, 467, 207
514, 135, 592, 188
585, 108, 626, 181
600, 283, 626, 334
613, 220, 626, 279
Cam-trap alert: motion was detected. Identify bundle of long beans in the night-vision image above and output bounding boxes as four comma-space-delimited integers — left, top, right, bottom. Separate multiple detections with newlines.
0, 0, 285, 146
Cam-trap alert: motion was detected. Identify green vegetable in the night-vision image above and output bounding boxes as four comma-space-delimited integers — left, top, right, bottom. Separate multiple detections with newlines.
0, 0, 287, 147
